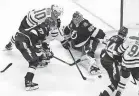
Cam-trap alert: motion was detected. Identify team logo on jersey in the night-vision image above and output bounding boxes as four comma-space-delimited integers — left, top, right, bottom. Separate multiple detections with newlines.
71, 30, 77, 39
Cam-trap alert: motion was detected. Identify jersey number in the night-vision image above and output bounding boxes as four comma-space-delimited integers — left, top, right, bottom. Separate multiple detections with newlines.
128, 45, 139, 56
34, 9, 46, 20
88, 26, 95, 32
107, 43, 116, 53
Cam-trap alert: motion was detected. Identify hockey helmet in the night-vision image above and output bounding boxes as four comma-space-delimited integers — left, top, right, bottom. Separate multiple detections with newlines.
72, 11, 83, 25
118, 26, 128, 37
51, 4, 63, 18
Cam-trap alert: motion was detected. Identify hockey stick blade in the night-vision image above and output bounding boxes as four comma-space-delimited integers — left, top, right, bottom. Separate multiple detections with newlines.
0, 63, 12, 73
131, 78, 137, 85
130, 74, 137, 85
131, 81, 137, 85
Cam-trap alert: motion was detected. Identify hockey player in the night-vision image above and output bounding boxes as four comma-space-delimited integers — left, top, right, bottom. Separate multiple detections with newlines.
14, 17, 61, 91
61, 11, 106, 75
113, 34, 139, 96
99, 26, 128, 96
5, 4, 63, 50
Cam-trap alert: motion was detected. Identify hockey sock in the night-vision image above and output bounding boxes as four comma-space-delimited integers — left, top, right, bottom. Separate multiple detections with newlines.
103, 84, 115, 96
117, 76, 130, 94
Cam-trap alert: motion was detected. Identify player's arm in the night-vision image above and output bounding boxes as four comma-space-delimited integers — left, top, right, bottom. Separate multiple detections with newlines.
83, 20, 105, 42
60, 22, 73, 49
117, 38, 129, 54
63, 22, 74, 40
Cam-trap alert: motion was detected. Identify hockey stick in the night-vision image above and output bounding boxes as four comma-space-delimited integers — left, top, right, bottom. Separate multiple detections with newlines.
0, 63, 12, 73
53, 55, 81, 66
68, 48, 87, 80
53, 55, 73, 66
131, 74, 137, 85
69, 59, 81, 66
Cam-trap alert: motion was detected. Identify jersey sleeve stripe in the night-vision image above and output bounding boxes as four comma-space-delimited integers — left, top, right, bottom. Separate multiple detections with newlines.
30, 15, 38, 25
11, 36, 15, 43
91, 28, 99, 37
27, 13, 35, 26
119, 44, 126, 53
34, 8, 46, 13
27, 12, 38, 26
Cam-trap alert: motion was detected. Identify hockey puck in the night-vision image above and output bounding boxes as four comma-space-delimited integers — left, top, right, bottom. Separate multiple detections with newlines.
83, 77, 87, 80
98, 75, 102, 78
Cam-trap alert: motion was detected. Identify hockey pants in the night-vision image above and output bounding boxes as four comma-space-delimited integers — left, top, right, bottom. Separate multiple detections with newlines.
100, 51, 120, 88
15, 34, 39, 68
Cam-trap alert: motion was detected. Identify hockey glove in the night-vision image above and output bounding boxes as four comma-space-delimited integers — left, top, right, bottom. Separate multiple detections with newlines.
45, 49, 54, 59
61, 40, 70, 49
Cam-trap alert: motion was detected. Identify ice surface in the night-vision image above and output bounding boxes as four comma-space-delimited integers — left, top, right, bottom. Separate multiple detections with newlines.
0, 0, 139, 96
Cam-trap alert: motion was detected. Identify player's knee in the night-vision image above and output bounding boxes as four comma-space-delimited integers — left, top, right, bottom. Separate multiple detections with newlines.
121, 66, 130, 78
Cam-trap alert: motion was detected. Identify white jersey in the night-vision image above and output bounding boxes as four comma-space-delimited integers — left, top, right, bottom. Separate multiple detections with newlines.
26, 8, 52, 27
43, 28, 64, 44
118, 37, 139, 68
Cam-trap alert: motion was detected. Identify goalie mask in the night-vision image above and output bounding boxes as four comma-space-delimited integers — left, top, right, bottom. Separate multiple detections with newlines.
72, 11, 84, 25
118, 26, 128, 38
51, 4, 63, 18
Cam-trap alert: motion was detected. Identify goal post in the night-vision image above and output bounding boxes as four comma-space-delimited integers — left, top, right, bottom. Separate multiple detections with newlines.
120, 0, 124, 28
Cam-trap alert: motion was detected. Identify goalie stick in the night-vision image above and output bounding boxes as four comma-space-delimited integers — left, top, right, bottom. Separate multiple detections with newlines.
53, 55, 72, 65
53, 55, 81, 66
0, 63, 12, 73
68, 48, 87, 80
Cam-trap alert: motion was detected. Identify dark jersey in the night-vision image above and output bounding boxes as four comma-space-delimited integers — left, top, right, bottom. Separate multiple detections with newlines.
18, 22, 49, 46
64, 19, 105, 47
106, 35, 124, 58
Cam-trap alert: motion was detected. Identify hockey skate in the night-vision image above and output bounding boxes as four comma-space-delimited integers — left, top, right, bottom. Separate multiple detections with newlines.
88, 58, 102, 75
99, 90, 110, 96
5, 42, 13, 50
89, 65, 102, 75
25, 80, 39, 91
80, 55, 102, 75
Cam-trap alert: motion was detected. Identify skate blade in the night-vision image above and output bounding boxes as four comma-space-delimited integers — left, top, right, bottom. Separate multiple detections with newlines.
37, 65, 47, 68
25, 86, 39, 91
2, 49, 12, 51
90, 71, 102, 76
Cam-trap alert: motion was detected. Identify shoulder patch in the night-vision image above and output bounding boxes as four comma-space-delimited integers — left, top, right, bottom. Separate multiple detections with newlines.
83, 22, 88, 27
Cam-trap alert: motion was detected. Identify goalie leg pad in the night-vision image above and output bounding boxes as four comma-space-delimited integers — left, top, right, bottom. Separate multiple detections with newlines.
80, 55, 101, 75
